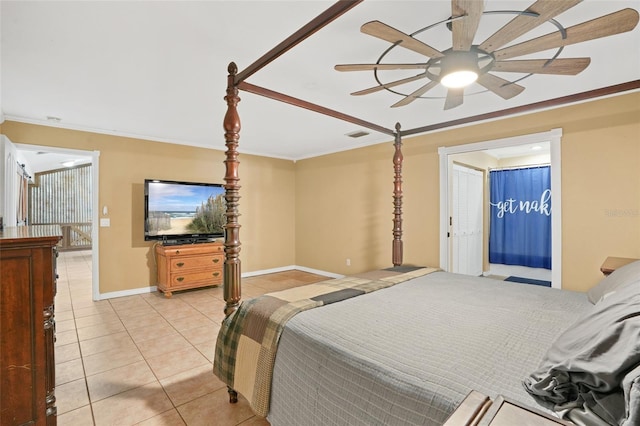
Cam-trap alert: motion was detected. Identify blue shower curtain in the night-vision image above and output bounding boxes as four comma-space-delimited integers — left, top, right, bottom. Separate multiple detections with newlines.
489, 166, 551, 269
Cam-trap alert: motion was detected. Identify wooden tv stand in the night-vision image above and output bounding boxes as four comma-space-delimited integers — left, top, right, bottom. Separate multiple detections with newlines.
155, 242, 224, 297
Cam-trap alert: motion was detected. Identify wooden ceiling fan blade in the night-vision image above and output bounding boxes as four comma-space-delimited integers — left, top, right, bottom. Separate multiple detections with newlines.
479, 0, 582, 53
444, 88, 464, 110
335, 63, 428, 72
361, 20, 444, 59
494, 8, 640, 60
452, 0, 484, 51
391, 80, 439, 108
476, 73, 525, 100
492, 58, 591, 75
351, 74, 429, 96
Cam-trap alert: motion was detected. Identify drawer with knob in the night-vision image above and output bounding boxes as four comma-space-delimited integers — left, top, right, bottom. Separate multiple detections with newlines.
170, 253, 224, 270
169, 269, 223, 286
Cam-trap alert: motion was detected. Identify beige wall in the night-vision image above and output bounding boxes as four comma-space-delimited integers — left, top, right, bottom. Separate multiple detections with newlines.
0, 122, 296, 295
2, 92, 639, 295
296, 92, 640, 292
295, 142, 395, 273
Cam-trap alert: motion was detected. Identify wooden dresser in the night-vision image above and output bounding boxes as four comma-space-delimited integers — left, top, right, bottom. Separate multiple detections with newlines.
600, 256, 638, 276
0, 225, 62, 426
155, 242, 224, 297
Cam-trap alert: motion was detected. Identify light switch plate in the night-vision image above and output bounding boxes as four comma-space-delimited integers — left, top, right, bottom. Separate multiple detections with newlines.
99, 218, 110, 227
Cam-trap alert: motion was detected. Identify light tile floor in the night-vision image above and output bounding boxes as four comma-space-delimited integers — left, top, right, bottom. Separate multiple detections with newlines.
55, 250, 330, 425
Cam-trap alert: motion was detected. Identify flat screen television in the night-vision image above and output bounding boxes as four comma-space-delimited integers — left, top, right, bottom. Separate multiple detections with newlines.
144, 179, 225, 244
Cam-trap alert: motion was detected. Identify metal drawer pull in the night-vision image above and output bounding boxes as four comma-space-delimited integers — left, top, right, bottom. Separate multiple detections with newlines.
177, 277, 184, 282
213, 258, 220, 263
213, 272, 220, 277
176, 262, 184, 267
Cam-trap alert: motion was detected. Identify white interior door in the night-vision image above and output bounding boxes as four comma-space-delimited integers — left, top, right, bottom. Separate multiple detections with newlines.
452, 164, 483, 276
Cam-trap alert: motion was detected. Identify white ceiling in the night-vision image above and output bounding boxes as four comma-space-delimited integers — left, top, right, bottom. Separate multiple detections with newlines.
14, 145, 92, 175
2, 1, 639, 161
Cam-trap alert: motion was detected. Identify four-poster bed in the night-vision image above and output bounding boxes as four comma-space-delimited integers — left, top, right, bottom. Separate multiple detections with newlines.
215, 1, 640, 425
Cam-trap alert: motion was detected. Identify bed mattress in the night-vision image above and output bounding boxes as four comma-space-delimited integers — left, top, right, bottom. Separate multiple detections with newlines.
267, 271, 591, 426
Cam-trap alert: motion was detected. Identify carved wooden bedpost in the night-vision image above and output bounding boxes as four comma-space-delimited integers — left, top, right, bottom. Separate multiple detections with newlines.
223, 62, 242, 318
392, 122, 403, 267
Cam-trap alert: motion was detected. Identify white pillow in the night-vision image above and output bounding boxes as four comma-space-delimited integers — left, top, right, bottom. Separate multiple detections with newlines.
587, 260, 640, 304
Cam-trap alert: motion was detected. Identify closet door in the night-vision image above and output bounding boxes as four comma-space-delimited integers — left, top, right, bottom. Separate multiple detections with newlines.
452, 164, 484, 276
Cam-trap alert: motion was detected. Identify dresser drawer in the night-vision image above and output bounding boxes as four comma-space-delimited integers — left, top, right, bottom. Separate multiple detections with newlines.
170, 253, 224, 270
165, 243, 223, 256
170, 269, 223, 286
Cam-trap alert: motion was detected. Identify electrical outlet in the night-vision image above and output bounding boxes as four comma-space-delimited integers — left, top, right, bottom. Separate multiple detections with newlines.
346, 258, 351, 266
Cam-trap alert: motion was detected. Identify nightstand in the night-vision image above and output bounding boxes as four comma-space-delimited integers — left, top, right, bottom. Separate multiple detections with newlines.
444, 391, 574, 426
600, 256, 638, 276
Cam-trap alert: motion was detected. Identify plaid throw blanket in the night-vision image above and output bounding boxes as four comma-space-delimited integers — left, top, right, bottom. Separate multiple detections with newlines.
213, 267, 439, 417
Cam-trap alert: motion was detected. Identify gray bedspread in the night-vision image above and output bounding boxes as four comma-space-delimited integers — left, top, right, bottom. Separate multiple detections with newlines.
267, 271, 592, 426
524, 280, 640, 426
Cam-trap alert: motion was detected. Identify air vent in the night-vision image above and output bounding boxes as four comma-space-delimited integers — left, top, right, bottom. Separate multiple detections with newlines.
346, 130, 370, 138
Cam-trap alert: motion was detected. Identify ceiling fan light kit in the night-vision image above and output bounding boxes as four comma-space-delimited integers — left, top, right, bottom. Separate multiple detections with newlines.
437, 51, 481, 88
335, 0, 640, 110
441, 69, 477, 88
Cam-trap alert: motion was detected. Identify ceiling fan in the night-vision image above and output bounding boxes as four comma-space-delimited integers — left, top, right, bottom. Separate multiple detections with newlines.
335, 0, 639, 110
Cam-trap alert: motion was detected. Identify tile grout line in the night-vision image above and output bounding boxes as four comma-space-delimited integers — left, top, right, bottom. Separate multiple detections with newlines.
57, 250, 330, 425
117, 293, 184, 425
62, 252, 97, 425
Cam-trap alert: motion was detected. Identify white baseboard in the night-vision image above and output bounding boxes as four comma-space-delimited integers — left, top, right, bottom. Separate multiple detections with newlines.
240, 265, 343, 279
291, 265, 344, 279
97, 285, 158, 301
240, 265, 295, 277
96, 266, 343, 300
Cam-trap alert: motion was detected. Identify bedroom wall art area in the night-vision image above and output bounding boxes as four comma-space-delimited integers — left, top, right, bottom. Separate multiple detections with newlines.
0, 92, 638, 296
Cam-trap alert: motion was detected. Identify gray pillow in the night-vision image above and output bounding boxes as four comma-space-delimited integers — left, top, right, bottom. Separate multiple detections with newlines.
524, 276, 640, 425
587, 260, 640, 304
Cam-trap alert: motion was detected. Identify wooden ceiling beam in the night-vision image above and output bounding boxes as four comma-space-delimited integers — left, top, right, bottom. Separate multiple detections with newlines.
402, 80, 640, 137
238, 81, 396, 137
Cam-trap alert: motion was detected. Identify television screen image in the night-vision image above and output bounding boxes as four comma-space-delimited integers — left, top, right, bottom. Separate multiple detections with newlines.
144, 179, 225, 243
